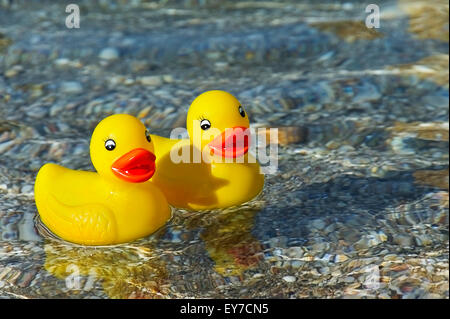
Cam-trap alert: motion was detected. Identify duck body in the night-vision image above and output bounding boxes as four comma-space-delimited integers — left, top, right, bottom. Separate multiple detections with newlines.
210, 154, 264, 209
151, 90, 264, 210
35, 164, 170, 245
151, 136, 264, 210
34, 114, 171, 245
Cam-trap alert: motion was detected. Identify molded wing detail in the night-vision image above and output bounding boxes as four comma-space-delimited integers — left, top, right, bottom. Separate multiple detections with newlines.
42, 194, 118, 245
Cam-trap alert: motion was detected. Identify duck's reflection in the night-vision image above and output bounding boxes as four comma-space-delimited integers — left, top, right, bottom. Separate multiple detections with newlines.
201, 209, 263, 277
42, 237, 168, 298
39, 197, 265, 297
180, 199, 265, 278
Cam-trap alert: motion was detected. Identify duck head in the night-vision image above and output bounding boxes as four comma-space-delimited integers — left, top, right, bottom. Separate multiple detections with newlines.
90, 114, 156, 183
186, 90, 251, 160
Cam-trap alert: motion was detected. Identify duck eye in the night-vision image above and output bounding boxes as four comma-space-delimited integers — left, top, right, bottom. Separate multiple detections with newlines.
105, 139, 116, 151
200, 119, 211, 131
238, 105, 246, 117
145, 130, 152, 143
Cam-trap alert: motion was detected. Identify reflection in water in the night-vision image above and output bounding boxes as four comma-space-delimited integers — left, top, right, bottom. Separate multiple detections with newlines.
179, 200, 265, 278
310, 20, 383, 43
43, 239, 168, 299
37, 196, 266, 297
201, 208, 262, 277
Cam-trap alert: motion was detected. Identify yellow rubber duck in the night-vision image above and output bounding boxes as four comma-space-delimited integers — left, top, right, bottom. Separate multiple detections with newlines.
34, 114, 171, 246
151, 90, 264, 210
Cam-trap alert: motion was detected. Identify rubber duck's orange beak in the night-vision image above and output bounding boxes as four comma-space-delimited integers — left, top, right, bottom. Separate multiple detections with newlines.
111, 148, 156, 183
208, 126, 250, 158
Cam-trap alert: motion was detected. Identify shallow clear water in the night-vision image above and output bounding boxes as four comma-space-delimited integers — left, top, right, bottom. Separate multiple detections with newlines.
0, 0, 448, 298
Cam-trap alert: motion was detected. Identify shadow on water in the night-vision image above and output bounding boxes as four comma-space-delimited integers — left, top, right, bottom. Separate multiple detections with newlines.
253, 166, 449, 243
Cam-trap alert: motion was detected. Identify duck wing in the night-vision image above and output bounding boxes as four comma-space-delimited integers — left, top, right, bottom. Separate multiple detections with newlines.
34, 163, 118, 245
41, 194, 118, 245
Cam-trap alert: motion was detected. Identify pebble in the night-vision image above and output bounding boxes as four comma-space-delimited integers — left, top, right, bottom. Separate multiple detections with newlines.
415, 235, 432, 246
324, 223, 336, 233
338, 145, 355, 152
282, 276, 296, 283
138, 76, 163, 86
390, 264, 409, 272
354, 238, 370, 249
377, 231, 388, 242
60, 81, 83, 94
50, 103, 66, 117
20, 185, 33, 194
384, 254, 399, 261
5, 68, 19, 78
54, 58, 72, 67
130, 60, 149, 73
344, 276, 355, 283
162, 75, 174, 83
17, 270, 37, 288
0, 140, 15, 153
98, 47, 119, 60
311, 219, 326, 230
312, 242, 329, 252
138, 106, 153, 119
320, 253, 333, 262
319, 266, 330, 274
286, 247, 303, 258
331, 270, 342, 277
393, 234, 414, 247
109, 76, 125, 85
326, 140, 340, 150
334, 254, 349, 263
268, 237, 288, 248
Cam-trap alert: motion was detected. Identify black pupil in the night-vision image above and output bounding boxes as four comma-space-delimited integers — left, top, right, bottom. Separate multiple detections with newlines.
105, 139, 115, 151
201, 121, 210, 130
146, 131, 151, 142
239, 106, 245, 117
